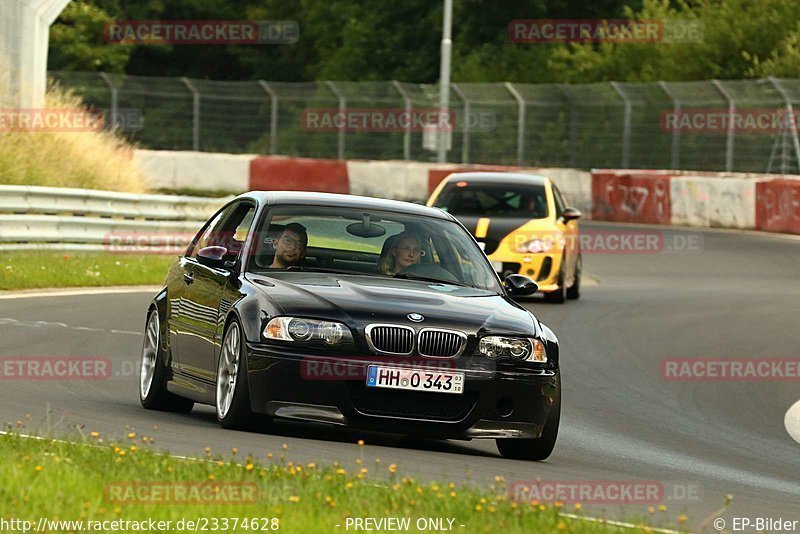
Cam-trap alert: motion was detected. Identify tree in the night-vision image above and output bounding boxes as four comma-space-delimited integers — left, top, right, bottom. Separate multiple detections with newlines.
48, 1, 131, 73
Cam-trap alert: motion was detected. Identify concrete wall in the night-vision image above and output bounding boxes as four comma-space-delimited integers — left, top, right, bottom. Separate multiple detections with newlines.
134, 150, 252, 192
671, 177, 758, 229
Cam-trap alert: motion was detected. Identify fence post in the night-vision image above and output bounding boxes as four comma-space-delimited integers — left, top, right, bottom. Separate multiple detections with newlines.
557, 84, 577, 168
392, 80, 412, 161
258, 81, 279, 155
325, 81, 346, 160
98, 72, 118, 132
711, 79, 735, 172
181, 77, 200, 151
768, 76, 800, 174
610, 82, 631, 168
505, 82, 525, 166
451, 83, 470, 164
658, 81, 681, 170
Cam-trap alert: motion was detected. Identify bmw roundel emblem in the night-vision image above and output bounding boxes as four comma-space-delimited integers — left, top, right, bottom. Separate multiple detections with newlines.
407, 313, 424, 323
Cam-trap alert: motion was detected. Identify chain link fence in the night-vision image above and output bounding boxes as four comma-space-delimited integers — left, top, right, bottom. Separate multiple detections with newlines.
50, 71, 800, 174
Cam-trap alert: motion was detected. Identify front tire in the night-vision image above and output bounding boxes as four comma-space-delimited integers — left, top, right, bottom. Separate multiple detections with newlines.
496, 377, 561, 461
566, 252, 582, 300
216, 319, 254, 429
544, 260, 566, 304
139, 309, 194, 413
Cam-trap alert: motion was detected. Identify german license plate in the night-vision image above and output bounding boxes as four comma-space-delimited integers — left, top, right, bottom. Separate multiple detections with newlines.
366, 365, 464, 395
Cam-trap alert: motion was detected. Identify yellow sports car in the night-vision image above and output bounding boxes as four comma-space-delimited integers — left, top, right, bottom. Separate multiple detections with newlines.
428, 172, 582, 303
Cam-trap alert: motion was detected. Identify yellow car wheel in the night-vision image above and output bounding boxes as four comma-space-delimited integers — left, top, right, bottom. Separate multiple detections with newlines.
566, 252, 581, 300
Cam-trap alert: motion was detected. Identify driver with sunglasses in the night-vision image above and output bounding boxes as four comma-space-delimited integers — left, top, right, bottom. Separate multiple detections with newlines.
269, 223, 308, 269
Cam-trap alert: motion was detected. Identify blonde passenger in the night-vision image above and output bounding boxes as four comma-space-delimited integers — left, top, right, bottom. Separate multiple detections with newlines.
378, 232, 422, 275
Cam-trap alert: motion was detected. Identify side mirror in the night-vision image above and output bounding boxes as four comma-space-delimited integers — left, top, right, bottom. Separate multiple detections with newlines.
196, 246, 228, 268
561, 207, 581, 222
504, 274, 538, 296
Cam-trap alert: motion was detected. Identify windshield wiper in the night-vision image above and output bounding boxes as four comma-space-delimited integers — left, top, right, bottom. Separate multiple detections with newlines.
393, 272, 472, 288
284, 266, 381, 277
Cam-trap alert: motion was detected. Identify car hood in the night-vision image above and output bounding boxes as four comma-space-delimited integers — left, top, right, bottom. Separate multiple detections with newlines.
247, 272, 537, 336
454, 215, 555, 255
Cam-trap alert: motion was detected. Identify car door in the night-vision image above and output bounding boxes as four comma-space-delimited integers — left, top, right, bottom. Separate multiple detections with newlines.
176, 201, 256, 382
169, 204, 234, 371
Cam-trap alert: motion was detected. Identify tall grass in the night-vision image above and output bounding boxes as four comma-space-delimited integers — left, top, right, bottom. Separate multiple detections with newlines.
0, 83, 147, 193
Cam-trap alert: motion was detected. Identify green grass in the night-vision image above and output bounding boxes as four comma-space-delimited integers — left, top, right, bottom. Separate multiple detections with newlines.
154, 187, 240, 198
0, 251, 175, 290
0, 431, 676, 533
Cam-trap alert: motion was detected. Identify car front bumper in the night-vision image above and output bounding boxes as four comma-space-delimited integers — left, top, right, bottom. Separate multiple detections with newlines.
245, 344, 559, 440
487, 251, 564, 292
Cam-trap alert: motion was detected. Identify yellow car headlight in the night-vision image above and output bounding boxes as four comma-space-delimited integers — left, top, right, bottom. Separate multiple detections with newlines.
515, 238, 556, 254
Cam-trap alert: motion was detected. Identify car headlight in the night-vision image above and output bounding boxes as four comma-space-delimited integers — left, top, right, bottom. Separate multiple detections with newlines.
264, 317, 352, 345
477, 336, 547, 362
515, 238, 555, 254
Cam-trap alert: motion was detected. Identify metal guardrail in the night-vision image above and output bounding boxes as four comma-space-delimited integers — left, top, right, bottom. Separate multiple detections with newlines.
0, 185, 229, 251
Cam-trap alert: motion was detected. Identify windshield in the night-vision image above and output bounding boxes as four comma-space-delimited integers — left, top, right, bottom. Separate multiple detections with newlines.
247, 205, 503, 293
434, 183, 549, 218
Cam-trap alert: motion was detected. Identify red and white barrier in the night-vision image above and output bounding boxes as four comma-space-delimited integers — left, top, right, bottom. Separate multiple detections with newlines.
249, 156, 349, 194
132, 149, 800, 237
589, 169, 799, 236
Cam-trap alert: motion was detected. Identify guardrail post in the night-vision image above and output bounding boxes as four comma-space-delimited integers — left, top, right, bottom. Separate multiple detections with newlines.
768, 77, 800, 174
98, 72, 119, 132
711, 79, 735, 172
451, 83, 471, 164
610, 82, 631, 168
325, 81, 346, 160
258, 81, 279, 155
505, 82, 525, 166
659, 81, 681, 170
181, 77, 201, 151
392, 81, 412, 161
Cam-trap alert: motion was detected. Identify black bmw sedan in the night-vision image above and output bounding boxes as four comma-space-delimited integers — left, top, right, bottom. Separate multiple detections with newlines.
140, 192, 561, 461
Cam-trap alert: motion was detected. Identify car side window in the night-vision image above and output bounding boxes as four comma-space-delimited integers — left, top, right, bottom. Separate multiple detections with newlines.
216, 203, 256, 259
552, 184, 566, 217
187, 204, 235, 257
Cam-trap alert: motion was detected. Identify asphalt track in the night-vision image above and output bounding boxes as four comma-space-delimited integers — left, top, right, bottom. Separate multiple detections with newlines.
1, 222, 799, 528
